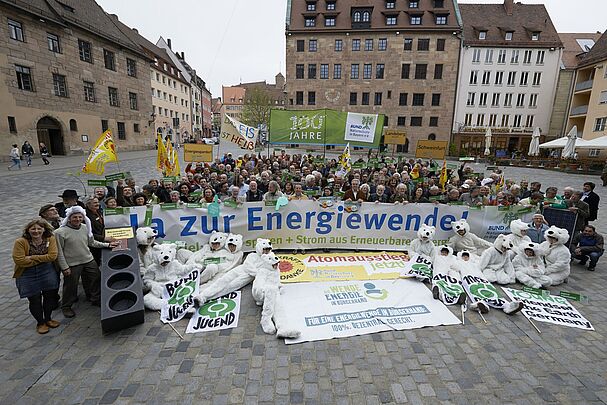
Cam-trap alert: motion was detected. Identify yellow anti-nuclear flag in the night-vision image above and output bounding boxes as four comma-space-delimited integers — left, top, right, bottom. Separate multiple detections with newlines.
82, 130, 118, 175
156, 134, 168, 172
170, 148, 181, 176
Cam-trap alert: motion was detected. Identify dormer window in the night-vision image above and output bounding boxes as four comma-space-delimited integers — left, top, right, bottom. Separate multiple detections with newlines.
531, 32, 540, 41
386, 15, 397, 25
505, 31, 513, 41
362, 11, 370, 22
326, 1, 336, 10
435, 14, 448, 25
478, 31, 487, 40
386, 1, 395, 8
305, 17, 316, 27
409, 0, 419, 8
434, 0, 444, 7
307, 2, 316, 11
353, 11, 361, 22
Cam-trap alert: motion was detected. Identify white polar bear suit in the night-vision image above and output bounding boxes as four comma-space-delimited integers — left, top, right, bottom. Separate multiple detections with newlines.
479, 234, 516, 284
410, 224, 437, 260
506, 219, 532, 258
431, 246, 466, 305
539, 226, 571, 286
513, 242, 552, 288
448, 219, 493, 255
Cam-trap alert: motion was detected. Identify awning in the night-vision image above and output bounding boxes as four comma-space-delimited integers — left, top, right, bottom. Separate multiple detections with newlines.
539, 137, 590, 149
575, 136, 607, 149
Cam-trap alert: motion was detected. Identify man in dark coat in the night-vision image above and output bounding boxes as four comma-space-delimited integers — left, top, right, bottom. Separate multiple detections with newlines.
54, 189, 85, 218
581, 182, 600, 222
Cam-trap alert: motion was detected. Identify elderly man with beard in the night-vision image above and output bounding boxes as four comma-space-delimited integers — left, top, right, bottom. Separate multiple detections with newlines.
55, 206, 118, 318
39, 204, 61, 229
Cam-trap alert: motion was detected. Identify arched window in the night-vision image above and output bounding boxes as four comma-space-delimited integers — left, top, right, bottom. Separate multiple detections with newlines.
428, 133, 436, 140
69, 119, 77, 131
353, 11, 361, 22
362, 11, 370, 22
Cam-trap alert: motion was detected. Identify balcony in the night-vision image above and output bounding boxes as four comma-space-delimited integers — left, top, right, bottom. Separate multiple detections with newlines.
575, 80, 593, 92
570, 105, 589, 116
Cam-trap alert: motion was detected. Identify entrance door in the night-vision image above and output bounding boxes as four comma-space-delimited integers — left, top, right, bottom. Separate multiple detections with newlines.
36, 117, 64, 155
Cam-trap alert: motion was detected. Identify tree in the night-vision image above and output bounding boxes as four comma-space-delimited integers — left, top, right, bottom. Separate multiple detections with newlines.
241, 87, 272, 129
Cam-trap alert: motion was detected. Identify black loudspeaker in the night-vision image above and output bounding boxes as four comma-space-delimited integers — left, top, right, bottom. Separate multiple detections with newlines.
100, 237, 145, 334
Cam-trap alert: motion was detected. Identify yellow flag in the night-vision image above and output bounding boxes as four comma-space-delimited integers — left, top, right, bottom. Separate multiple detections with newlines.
171, 148, 181, 176
439, 160, 447, 191
165, 139, 174, 173
410, 163, 420, 179
156, 134, 167, 172
82, 130, 118, 175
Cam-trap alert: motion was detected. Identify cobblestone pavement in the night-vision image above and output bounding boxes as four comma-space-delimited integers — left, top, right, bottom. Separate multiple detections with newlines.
1, 150, 606, 404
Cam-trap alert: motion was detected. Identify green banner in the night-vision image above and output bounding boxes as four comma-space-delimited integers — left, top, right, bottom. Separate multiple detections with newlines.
105, 172, 131, 181
87, 179, 108, 186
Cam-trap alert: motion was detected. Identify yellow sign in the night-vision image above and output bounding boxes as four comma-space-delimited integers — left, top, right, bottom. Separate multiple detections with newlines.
277, 251, 410, 283
105, 227, 135, 240
415, 140, 448, 159
82, 130, 118, 175
183, 144, 213, 162
384, 130, 406, 145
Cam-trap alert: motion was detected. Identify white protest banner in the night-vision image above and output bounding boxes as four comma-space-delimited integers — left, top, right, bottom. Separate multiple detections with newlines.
105, 202, 534, 253
502, 288, 594, 331
220, 114, 256, 150
344, 112, 378, 144
186, 291, 241, 334
281, 279, 460, 344
160, 269, 200, 323
403, 253, 433, 281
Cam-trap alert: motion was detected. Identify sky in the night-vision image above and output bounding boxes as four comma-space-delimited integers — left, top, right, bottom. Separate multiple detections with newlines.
97, 0, 606, 98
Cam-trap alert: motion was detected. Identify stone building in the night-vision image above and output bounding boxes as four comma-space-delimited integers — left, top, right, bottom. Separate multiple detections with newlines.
285, 0, 462, 152
0, 0, 153, 157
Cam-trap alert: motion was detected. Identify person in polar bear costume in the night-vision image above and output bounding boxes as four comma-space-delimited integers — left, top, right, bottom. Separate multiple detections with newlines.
251, 252, 300, 339
431, 246, 467, 305
142, 244, 201, 310
506, 219, 532, 257
478, 234, 516, 284
198, 233, 244, 285
454, 250, 524, 315
193, 238, 273, 305
448, 219, 493, 255
513, 242, 551, 288
539, 226, 571, 286
186, 231, 228, 266
136, 227, 157, 276
411, 224, 437, 260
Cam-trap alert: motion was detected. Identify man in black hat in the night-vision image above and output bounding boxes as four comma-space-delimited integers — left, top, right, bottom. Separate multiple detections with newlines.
54, 189, 85, 218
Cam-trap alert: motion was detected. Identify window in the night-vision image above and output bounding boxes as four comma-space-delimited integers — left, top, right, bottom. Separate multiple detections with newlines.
531, 32, 540, 41
433, 39, 444, 52
429, 117, 439, 127
334, 64, 342, 79
529, 93, 538, 107
482, 70, 491, 85
599, 91, 607, 104
536, 50, 545, 65
327, 1, 336, 10
362, 92, 370, 105
505, 31, 513, 41
362, 11, 370, 22
409, 0, 419, 8
84, 81, 96, 102
523, 50, 532, 64
69, 119, 77, 131
8, 117, 17, 133
511, 50, 519, 64
410, 15, 422, 25
108, 87, 119, 106
411, 117, 423, 126
469, 70, 478, 85
376, 64, 385, 79
308, 64, 317, 79
532, 72, 541, 86
525, 115, 534, 128
516, 94, 525, 107
305, 17, 316, 27
100, 119, 109, 132
363, 63, 372, 79
501, 114, 510, 127
386, 1, 395, 9
418, 39, 430, 51
296, 64, 304, 79
594, 117, 607, 131
365, 39, 373, 51
404, 38, 413, 50
352, 39, 361, 51
320, 64, 329, 79
497, 50, 506, 64
431, 93, 441, 106
401, 64, 410, 79
489, 114, 498, 127
53, 74, 68, 97
308, 91, 316, 105
485, 49, 493, 64
117, 122, 126, 140
127, 58, 137, 77
296, 40, 304, 52
434, 64, 443, 79
350, 92, 358, 105
47, 33, 60, 53
412, 93, 424, 106
491, 93, 500, 107
335, 39, 343, 51
414, 64, 427, 79
520, 71, 529, 86
399, 93, 408, 105
104, 49, 115, 70
307, 2, 316, 11
466, 92, 476, 106
79, 39, 93, 63
351, 64, 359, 79
507, 71, 516, 86
589, 149, 601, 157
129, 92, 138, 110
374, 92, 383, 105
397, 116, 406, 126
504, 93, 513, 107
353, 11, 361, 22
134, 123, 140, 133
513, 114, 522, 127
434, 0, 445, 6
495, 71, 504, 85
435, 15, 447, 25
479, 92, 488, 107
472, 49, 481, 63
8, 19, 24, 41
15, 65, 33, 91
296, 91, 304, 105
476, 114, 485, 126
478, 31, 487, 40
465, 114, 473, 126
309, 40, 318, 52
378, 38, 387, 51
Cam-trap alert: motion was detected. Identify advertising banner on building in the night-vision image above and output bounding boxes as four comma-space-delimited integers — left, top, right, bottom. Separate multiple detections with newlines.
276, 251, 411, 283
281, 279, 461, 344
104, 202, 534, 253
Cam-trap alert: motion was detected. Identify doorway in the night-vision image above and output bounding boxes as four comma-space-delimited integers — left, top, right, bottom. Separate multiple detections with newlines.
36, 116, 64, 155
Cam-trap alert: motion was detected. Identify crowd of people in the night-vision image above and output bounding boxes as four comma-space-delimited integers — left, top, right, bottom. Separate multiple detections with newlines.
12, 150, 604, 333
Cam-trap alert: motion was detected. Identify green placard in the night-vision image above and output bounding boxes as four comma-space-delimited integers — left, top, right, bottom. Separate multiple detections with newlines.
144, 206, 153, 226
104, 208, 126, 215
88, 179, 108, 186
186, 203, 204, 208
559, 291, 589, 303
160, 203, 179, 210
334, 191, 345, 199
264, 200, 277, 207
162, 240, 187, 248
162, 176, 179, 183
189, 191, 202, 198
223, 200, 239, 208
105, 172, 130, 181
523, 286, 550, 297
304, 190, 318, 197
459, 157, 475, 161
428, 195, 443, 202
448, 201, 464, 206
498, 205, 511, 211
352, 162, 366, 169
203, 257, 222, 265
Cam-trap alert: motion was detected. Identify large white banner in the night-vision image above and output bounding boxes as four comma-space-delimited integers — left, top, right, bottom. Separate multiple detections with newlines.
344, 112, 378, 144
220, 114, 257, 150
105, 201, 534, 253
160, 269, 200, 323
186, 291, 241, 334
281, 279, 460, 344
503, 288, 594, 331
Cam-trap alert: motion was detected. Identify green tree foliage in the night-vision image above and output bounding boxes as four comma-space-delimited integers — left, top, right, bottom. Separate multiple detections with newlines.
241, 87, 272, 128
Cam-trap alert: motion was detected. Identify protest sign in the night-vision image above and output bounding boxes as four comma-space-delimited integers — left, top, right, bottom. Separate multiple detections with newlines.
160, 269, 200, 323
186, 292, 241, 333
183, 144, 213, 162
